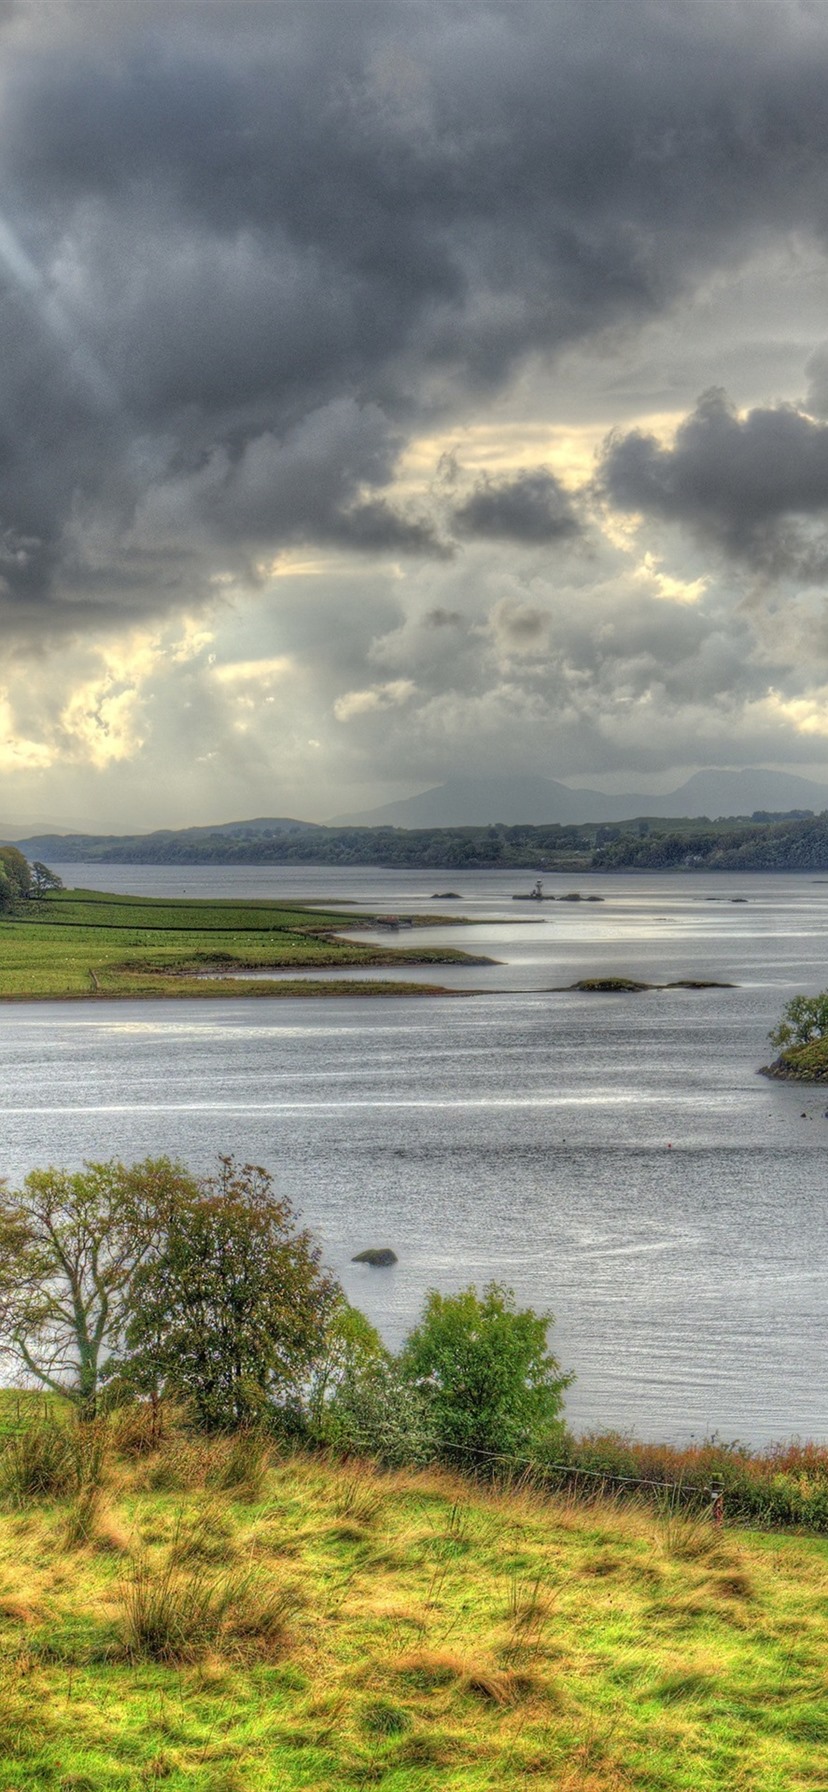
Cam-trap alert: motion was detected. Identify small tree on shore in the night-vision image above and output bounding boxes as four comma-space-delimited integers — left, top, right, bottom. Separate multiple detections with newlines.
400, 1282, 572, 1468
769, 991, 828, 1053
30, 861, 64, 897
0, 1158, 199, 1417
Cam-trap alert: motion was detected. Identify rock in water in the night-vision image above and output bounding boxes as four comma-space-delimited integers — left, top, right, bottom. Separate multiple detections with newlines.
351, 1247, 398, 1267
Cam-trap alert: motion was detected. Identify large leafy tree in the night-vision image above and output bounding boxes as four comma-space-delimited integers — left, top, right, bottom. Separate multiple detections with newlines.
117, 1158, 338, 1431
0, 846, 31, 911
400, 1282, 572, 1468
0, 1158, 198, 1417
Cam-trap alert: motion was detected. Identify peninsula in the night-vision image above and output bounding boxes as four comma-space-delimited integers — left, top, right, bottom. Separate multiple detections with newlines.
0, 889, 488, 1001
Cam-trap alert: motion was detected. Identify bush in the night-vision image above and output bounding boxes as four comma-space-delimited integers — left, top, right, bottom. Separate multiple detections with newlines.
552, 1433, 828, 1531
324, 1357, 436, 1467
400, 1283, 572, 1470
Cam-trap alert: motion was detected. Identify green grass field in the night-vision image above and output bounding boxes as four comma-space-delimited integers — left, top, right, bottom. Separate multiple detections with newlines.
0, 891, 482, 999
0, 1425, 826, 1791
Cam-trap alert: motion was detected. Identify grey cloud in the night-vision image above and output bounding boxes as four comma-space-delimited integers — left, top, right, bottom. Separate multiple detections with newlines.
600, 388, 828, 574
452, 470, 580, 543
4, 2, 828, 619
424, 607, 462, 627
333, 499, 450, 556
129, 401, 449, 567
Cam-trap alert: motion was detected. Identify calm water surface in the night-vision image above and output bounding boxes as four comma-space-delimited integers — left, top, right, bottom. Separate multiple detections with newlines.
3, 863, 826, 1444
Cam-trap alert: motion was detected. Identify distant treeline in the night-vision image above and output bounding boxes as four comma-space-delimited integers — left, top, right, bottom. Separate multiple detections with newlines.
593, 811, 828, 871
16, 807, 828, 871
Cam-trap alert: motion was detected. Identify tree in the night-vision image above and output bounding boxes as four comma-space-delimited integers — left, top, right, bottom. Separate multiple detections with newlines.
0, 846, 31, 910
306, 1295, 385, 1433
400, 1282, 572, 1468
30, 861, 64, 897
117, 1157, 338, 1431
769, 991, 828, 1053
0, 1158, 198, 1417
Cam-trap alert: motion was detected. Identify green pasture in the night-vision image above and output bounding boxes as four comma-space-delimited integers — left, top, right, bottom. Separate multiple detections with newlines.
0, 1435, 826, 1791
0, 890, 479, 999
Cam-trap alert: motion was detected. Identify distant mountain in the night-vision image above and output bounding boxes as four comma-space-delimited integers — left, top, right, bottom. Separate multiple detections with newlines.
332, 769, 828, 827
158, 816, 319, 840
0, 818, 98, 841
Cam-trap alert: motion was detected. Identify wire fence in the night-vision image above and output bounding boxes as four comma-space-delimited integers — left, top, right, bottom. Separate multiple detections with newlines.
0, 1398, 729, 1523
432, 1437, 726, 1523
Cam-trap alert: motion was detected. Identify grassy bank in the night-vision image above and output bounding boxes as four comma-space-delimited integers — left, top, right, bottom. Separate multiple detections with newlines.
0, 1424, 827, 1791
761, 1037, 828, 1080
0, 890, 485, 999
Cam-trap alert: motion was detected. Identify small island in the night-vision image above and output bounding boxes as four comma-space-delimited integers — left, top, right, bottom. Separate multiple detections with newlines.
550, 976, 735, 993
762, 991, 828, 1080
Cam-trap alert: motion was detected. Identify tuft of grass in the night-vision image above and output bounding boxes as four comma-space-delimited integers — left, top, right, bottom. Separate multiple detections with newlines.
168, 1503, 237, 1566
119, 1551, 235, 1662
0, 1419, 76, 1502
110, 1400, 170, 1457
120, 1516, 303, 1665
60, 1485, 104, 1549
205, 1430, 271, 1501
331, 1468, 387, 1526
360, 1698, 411, 1737
0, 1414, 106, 1506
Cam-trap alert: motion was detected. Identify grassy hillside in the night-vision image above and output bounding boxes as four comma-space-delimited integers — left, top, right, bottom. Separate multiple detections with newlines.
0, 891, 482, 999
0, 1426, 825, 1791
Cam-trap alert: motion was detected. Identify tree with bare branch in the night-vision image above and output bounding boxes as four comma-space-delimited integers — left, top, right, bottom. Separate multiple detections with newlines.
0, 1158, 199, 1417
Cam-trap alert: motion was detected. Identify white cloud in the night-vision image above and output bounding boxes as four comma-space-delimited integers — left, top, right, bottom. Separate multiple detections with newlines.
333, 679, 418, 722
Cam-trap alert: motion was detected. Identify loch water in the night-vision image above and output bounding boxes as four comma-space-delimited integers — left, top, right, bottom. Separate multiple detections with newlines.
3, 863, 828, 1445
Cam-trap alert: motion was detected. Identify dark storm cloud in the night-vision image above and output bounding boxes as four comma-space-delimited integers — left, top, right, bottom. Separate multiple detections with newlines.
600, 388, 828, 575
5, 0, 828, 616
452, 470, 580, 543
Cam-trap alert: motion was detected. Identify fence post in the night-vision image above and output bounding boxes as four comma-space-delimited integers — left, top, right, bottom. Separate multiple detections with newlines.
709, 1482, 724, 1527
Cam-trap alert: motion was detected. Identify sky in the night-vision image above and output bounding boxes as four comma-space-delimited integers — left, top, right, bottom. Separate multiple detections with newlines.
5, 0, 828, 826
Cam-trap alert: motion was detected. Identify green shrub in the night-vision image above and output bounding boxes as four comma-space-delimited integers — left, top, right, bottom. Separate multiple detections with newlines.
324, 1357, 436, 1467
769, 990, 828, 1052
400, 1283, 572, 1470
553, 1433, 828, 1531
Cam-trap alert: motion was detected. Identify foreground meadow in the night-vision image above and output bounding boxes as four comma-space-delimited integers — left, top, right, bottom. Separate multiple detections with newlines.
0, 890, 479, 999
0, 1427, 826, 1792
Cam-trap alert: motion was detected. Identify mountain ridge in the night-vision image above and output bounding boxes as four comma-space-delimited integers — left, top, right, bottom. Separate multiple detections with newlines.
331, 769, 828, 827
